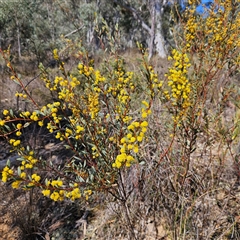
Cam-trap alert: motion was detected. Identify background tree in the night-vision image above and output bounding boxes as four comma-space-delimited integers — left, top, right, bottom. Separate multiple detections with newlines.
0, 0, 180, 63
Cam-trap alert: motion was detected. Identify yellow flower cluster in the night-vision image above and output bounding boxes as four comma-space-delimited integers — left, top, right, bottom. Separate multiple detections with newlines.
116, 70, 134, 101
0, 119, 5, 126
14, 123, 22, 136
69, 75, 81, 88
12, 180, 22, 189
78, 63, 94, 77
1, 150, 41, 189
41, 180, 83, 201
113, 101, 151, 168
206, 1, 239, 60
41, 179, 65, 201
58, 85, 73, 101
50, 179, 63, 187
106, 65, 135, 122
87, 91, 100, 119
3, 109, 9, 115
42, 61, 81, 101
66, 187, 81, 201
30, 111, 39, 121
42, 187, 82, 201
75, 125, 84, 140
116, 71, 133, 95
31, 173, 41, 182
92, 146, 99, 159
147, 66, 163, 96
94, 70, 106, 85
20, 151, 38, 169
9, 139, 21, 147
84, 189, 92, 201
77, 63, 106, 120
20, 111, 31, 118
1, 166, 13, 182
141, 100, 152, 118
40, 102, 62, 134
1, 110, 10, 126
166, 49, 191, 111
15, 92, 27, 98
184, 14, 197, 47
46, 122, 56, 133
50, 190, 65, 201
20, 172, 26, 179
53, 49, 59, 61
184, 0, 239, 62
42, 189, 51, 197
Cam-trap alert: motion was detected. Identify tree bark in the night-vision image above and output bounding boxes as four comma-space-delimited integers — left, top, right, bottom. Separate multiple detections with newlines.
148, 2, 156, 60
154, 15, 167, 58
151, 0, 167, 59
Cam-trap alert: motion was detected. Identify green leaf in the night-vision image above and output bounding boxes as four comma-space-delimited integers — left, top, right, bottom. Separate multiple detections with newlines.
17, 166, 21, 176
24, 185, 35, 189
9, 109, 14, 117
64, 145, 71, 149
77, 176, 85, 182
45, 178, 49, 185
89, 173, 94, 182
4, 124, 11, 131
232, 126, 239, 140
6, 159, 11, 167
23, 122, 31, 128
13, 79, 21, 85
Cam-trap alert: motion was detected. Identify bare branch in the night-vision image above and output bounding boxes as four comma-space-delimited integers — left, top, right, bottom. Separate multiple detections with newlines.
64, 26, 85, 38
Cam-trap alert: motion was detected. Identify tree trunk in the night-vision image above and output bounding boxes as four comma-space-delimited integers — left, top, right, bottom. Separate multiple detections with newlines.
148, 2, 156, 60
151, 1, 167, 59
154, 21, 167, 59
113, 0, 167, 59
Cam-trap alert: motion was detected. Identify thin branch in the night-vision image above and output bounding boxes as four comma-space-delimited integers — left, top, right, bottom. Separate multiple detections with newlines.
64, 26, 85, 38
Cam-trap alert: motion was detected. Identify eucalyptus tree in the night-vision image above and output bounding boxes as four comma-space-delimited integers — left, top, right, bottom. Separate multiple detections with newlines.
0, 0, 180, 61
0, 0, 72, 61
111, 0, 172, 59
0, 0, 42, 58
